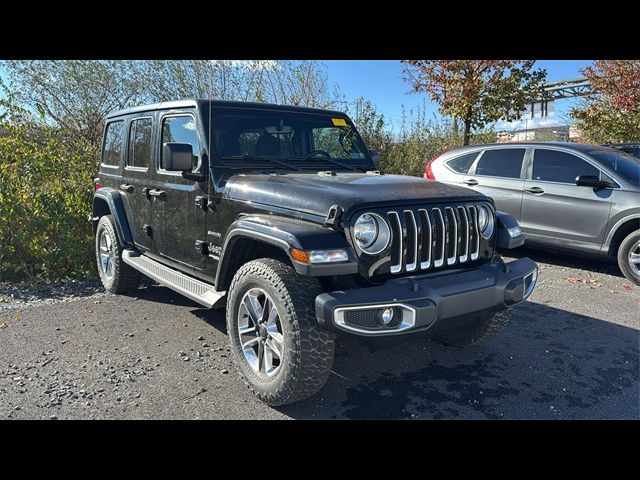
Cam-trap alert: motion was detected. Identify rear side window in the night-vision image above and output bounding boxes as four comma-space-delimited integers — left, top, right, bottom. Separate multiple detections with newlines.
533, 149, 599, 184
161, 115, 200, 172
127, 117, 153, 169
588, 149, 639, 187
102, 121, 124, 167
475, 148, 525, 178
446, 152, 480, 174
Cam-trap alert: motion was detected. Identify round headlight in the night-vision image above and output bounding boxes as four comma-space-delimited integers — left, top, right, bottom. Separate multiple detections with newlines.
354, 213, 378, 248
353, 213, 390, 254
478, 206, 494, 239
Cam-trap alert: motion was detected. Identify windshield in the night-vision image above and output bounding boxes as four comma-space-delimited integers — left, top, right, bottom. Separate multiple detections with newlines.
209, 107, 372, 170
588, 149, 640, 187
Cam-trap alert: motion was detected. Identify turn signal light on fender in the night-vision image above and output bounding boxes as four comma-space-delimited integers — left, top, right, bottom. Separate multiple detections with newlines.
289, 248, 349, 264
289, 248, 310, 264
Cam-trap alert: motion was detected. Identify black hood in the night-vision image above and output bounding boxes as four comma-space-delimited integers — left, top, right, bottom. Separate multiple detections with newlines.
224, 172, 486, 220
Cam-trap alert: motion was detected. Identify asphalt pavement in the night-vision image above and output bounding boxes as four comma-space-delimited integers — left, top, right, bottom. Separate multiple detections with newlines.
1, 247, 638, 419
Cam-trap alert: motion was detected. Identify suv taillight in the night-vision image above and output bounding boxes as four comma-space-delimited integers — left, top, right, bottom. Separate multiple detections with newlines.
424, 148, 451, 180
94, 178, 101, 191
424, 160, 436, 180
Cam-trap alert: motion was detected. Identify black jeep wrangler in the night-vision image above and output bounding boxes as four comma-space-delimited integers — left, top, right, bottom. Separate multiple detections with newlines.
92, 100, 537, 405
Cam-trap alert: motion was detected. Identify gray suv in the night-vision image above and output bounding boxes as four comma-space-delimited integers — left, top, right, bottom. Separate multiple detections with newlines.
426, 142, 640, 285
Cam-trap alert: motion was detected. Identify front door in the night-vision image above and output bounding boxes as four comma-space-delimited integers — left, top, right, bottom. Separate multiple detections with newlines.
123, 115, 154, 252
520, 147, 613, 248
150, 111, 207, 271
462, 147, 527, 220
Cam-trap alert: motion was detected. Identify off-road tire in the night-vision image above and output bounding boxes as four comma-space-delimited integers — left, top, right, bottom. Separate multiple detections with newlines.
436, 310, 512, 347
95, 215, 142, 294
617, 230, 640, 286
226, 258, 335, 406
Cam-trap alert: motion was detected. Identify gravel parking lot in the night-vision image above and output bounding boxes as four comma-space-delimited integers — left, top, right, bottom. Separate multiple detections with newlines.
1, 247, 638, 420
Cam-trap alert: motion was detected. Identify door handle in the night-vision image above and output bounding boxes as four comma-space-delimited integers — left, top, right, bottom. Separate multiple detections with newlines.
525, 186, 545, 194
148, 189, 167, 199
463, 179, 478, 186
120, 183, 134, 193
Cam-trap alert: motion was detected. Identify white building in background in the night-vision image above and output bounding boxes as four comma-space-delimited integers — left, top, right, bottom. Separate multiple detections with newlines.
496, 78, 591, 143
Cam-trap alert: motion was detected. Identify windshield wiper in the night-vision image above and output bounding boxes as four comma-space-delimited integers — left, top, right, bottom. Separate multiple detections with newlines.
220, 155, 300, 171
291, 154, 363, 172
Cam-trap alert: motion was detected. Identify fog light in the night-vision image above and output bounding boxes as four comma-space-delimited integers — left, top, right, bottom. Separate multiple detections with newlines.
380, 307, 394, 325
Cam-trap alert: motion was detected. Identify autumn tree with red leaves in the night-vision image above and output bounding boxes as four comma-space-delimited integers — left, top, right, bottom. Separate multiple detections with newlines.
401, 60, 546, 145
571, 60, 640, 143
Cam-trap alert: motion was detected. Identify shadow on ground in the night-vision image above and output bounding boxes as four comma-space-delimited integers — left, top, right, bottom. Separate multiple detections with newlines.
504, 246, 623, 278
128, 283, 639, 419
280, 301, 639, 419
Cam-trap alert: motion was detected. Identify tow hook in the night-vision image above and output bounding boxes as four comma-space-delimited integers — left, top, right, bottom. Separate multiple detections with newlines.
408, 277, 420, 293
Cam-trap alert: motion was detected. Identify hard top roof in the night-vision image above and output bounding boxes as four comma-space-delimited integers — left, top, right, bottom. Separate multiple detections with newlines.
106, 99, 348, 119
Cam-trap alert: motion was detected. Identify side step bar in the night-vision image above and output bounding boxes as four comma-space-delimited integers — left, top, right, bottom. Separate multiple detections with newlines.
122, 250, 225, 308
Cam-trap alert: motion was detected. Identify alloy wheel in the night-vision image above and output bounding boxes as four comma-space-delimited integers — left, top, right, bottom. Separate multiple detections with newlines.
237, 288, 284, 377
99, 230, 116, 278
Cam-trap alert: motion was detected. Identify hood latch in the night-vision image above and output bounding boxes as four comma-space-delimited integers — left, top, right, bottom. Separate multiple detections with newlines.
324, 205, 343, 229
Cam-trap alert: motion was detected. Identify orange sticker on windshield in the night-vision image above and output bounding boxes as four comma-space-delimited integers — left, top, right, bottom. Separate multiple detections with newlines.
331, 118, 348, 127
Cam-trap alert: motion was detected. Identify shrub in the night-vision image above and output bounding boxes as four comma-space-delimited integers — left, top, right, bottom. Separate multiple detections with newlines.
0, 119, 96, 281
350, 100, 495, 177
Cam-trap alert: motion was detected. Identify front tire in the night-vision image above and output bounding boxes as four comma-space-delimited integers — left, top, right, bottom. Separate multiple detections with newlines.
436, 310, 512, 347
617, 230, 640, 286
226, 258, 335, 406
95, 215, 142, 294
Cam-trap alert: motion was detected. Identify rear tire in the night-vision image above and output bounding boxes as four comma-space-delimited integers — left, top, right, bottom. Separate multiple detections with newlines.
226, 258, 335, 406
617, 230, 640, 286
95, 215, 142, 294
436, 310, 512, 347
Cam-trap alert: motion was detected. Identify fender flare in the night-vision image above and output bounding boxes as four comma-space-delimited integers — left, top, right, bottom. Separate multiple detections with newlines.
495, 211, 524, 250
215, 214, 358, 287
603, 213, 640, 253
92, 188, 134, 247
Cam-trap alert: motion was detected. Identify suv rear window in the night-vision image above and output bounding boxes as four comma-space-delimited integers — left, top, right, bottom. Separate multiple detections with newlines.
475, 148, 525, 178
446, 152, 480, 174
127, 117, 153, 169
533, 149, 600, 184
588, 149, 640, 187
102, 120, 124, 167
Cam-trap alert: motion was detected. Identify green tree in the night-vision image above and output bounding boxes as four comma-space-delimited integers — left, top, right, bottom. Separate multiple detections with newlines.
402, 60, 546, 145
142, 60, 337, 107
571, 60, 640, 143
2, 60, 147, 157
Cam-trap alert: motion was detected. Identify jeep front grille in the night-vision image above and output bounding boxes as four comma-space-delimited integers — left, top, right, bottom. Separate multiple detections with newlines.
386, 205, 481, 274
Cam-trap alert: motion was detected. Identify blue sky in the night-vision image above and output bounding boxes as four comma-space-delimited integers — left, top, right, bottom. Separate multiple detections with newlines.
2, 60, 592, 132
324, 60, 593, 132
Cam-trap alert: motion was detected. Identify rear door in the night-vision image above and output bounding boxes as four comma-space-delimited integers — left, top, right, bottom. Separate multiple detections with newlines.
123, 115, 154, 252
519, 147, 614, 247
462, 147, 527, 220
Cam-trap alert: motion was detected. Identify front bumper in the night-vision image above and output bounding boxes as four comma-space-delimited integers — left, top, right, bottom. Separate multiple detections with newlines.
315, 257, 537, 337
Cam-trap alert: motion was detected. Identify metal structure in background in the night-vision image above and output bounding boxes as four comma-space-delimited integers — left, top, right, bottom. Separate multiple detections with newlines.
499, 78, 595, 141
523, 78, 593, 120
542, 78, 593, 101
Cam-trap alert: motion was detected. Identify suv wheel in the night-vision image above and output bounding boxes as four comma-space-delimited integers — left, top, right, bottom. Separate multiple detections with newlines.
95, 215, 142, 294
618, 230, 640, 286
226, 258, 335, 406
436, 310, 512, 347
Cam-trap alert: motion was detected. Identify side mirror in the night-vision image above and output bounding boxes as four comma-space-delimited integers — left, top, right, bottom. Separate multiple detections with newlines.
369, 149, 381, 169
575, 175, 615, 189
163, 143, 194, 171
